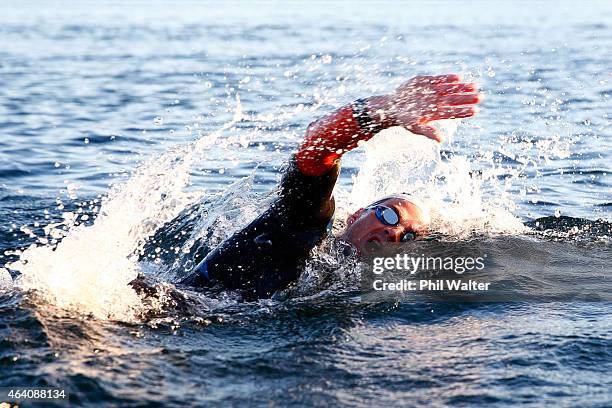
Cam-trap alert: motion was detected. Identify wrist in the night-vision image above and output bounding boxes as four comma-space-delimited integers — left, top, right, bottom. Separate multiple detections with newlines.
356, 95, 398, 131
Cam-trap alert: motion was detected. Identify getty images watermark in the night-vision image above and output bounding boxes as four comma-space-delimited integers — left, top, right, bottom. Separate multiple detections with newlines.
359, 239, 612, 302
370, 253, 491, 292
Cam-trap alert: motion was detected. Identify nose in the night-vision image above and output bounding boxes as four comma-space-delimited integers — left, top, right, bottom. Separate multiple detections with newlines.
387, 228, 406, 242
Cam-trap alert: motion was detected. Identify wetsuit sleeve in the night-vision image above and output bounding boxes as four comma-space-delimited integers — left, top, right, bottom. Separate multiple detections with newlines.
295, 99, 385, 177
189, 157, 340, 298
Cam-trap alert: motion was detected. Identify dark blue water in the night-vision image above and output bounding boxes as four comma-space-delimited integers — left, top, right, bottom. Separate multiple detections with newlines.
1, 1, 611, 406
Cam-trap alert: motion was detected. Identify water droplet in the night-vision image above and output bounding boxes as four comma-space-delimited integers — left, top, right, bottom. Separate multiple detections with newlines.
153, 116, 164, 126
84, 138, 90, 144
254, 234, 273, 246
554, 209, 561, 218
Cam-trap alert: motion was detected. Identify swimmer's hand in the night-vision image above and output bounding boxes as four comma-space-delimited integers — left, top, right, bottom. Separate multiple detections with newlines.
379, 74, 482, 143
296, 74, 482, 176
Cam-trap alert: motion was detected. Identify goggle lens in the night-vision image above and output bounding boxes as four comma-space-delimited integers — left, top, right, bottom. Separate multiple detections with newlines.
375, 206, 399, 226
401, 231, 417, 242
370, 205, 418, 241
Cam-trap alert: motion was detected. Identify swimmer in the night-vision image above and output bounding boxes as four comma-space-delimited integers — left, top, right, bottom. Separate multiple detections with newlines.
179, 74, 482, 298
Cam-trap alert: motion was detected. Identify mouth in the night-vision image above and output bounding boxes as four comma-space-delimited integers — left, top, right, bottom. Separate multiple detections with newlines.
365, 237, 382, 253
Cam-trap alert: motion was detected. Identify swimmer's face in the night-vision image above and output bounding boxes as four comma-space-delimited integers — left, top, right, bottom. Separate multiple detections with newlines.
340, 197, 429, 256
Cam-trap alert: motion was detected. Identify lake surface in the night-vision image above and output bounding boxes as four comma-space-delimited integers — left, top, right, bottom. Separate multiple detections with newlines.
0, 1, 610, 406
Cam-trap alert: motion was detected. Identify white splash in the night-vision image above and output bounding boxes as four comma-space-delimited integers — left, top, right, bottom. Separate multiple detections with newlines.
10, 98, 244, 321
0, 268, 13, 291
347, 122, 526, 238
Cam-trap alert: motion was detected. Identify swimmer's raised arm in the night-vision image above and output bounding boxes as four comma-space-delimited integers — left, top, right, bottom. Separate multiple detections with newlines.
296, 74, 482, 176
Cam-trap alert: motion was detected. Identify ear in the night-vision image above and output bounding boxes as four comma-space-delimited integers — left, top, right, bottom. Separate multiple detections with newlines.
346, 208, 365, 226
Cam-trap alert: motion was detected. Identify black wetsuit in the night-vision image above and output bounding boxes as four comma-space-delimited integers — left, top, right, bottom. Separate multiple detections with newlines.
181, 157, 340, 298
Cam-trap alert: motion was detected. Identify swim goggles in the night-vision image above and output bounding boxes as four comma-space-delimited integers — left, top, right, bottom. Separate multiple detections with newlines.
368, 205, 418, 242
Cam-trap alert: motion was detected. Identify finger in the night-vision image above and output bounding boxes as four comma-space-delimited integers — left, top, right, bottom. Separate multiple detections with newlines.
426, 106, 479, 121
441, 93, 483, 106
434, 82, 479, 95
415, 74, 462, 85
408, 124, 443, 143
